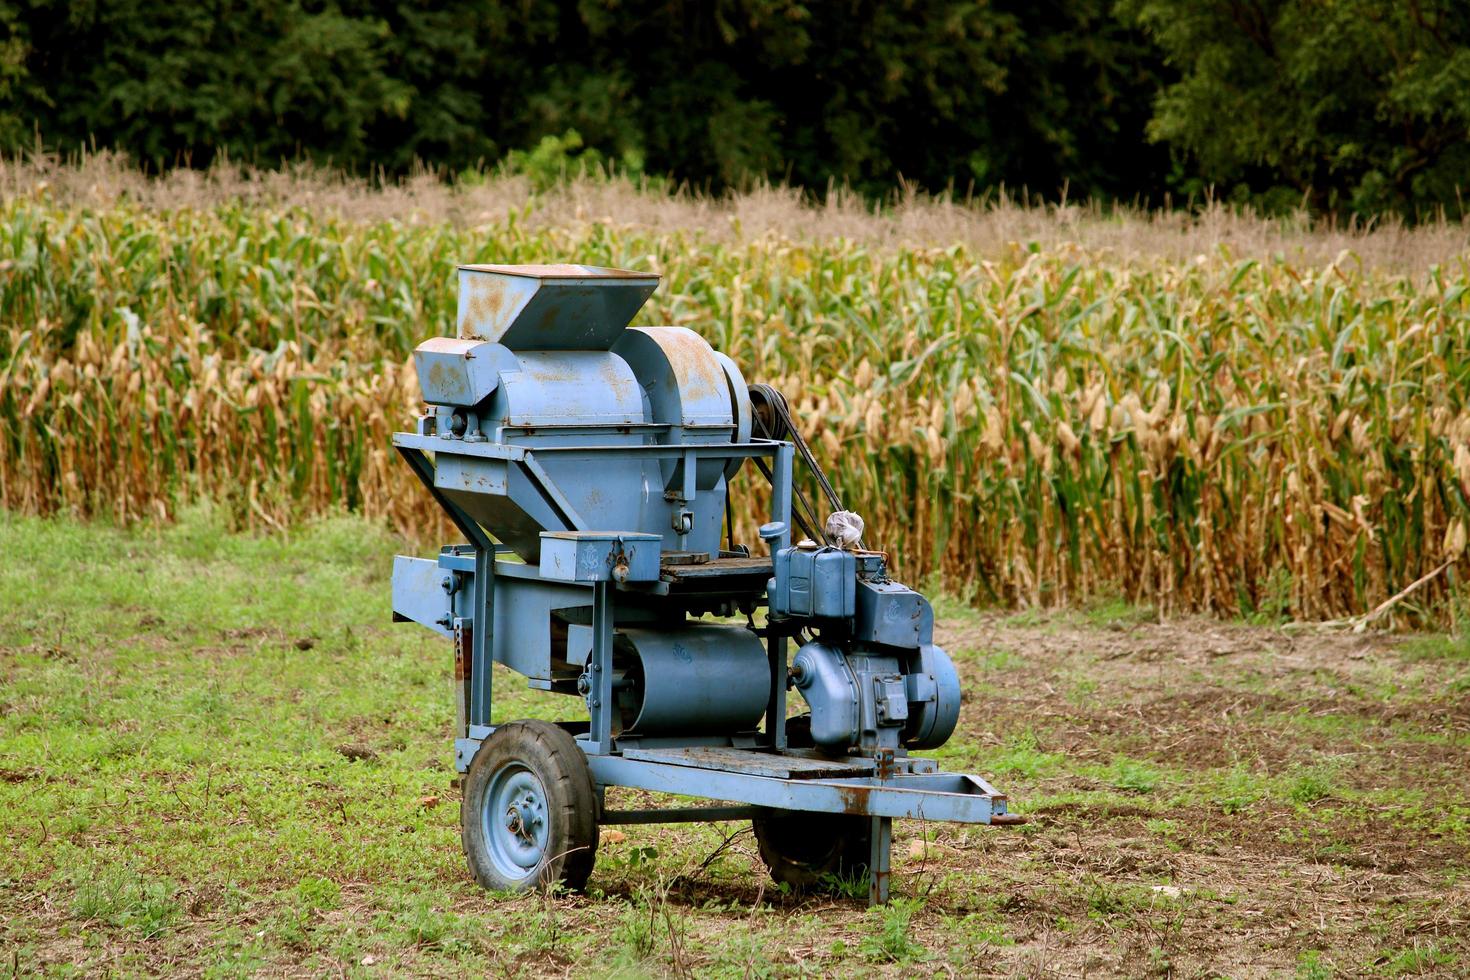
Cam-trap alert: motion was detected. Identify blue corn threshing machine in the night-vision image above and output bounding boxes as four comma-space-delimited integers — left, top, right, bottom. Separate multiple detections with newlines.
391, 264, 1020, 905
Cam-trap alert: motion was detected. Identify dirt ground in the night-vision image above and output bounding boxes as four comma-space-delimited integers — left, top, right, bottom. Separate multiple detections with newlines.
885, 607, 1470, 976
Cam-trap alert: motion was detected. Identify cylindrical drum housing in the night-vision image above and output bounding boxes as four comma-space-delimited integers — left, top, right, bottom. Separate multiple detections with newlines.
614, 625, 769, 735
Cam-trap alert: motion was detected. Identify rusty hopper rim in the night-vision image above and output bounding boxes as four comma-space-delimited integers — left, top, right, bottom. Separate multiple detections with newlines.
457, 263, 659, 280
456, 263, 661, 351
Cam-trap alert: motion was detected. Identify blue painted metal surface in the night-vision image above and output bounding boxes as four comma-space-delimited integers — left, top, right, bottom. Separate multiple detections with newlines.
457, 264, 658, 350
539, 531, 662, 583
583, 755, 1013, 823
614, 626, 770, 735
481, 761, 551, 881
771, 544, 856, 618
904, 644, 961, 749
414, 337, 517, 407
855, 578, 932, 648
392, 263, 1018, 906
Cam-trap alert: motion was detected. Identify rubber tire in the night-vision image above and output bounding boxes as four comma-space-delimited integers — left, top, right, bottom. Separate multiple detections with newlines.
754, 715, 870, 890
784, 713, 814, 749
461, 720, 599, 893
753, 809, 872, 891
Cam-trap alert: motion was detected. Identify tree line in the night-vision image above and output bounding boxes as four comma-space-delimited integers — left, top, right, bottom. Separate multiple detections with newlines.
1, 0, 1466, 218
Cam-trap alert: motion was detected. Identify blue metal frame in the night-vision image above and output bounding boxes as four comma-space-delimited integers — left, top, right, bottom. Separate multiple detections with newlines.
587, 581, 615, 754
396, 401, 1019, 906
583, 758, 1014, 823
403, 436, 794, 751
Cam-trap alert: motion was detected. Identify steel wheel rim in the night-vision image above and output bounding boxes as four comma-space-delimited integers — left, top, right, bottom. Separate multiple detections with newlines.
481, 762, 550, 882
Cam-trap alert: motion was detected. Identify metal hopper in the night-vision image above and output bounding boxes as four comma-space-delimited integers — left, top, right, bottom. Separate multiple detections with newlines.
456, 264, 659, 351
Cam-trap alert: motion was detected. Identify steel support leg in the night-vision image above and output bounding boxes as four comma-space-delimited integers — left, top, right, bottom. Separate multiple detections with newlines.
765, 634, 788, 749
469, 547, 493, 728
771, 443, 794, 550
587, 581, 615, 754
869, 816, 892, 906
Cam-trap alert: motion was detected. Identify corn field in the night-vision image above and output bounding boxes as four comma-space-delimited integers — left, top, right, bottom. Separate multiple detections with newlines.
4, 180, 1470, 625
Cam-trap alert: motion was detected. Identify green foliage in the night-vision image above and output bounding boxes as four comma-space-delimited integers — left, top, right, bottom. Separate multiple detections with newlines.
982, 732, 1066, 779
8, 177, 1470, 616
859, 897, 927, 963
3, 512, 1469, 973
614, 890, 659, 961
1, 0, 420, 167
4, 0, 1466, 214
394, 895, 464, 949
1214, 765, 1268, 815
1123, 0, 1470, 217
1082, 596, 1156, 628
816, 868, 871, 901
1106, 755, 1162, 794
496, 128, 646, 191
296, 876, 341, 914
1286, 766, 1340, 805
1296, 948, 1333, 979
1381, 942, 1456, 975
69, 866, 180, 939
0, 0, 1167, 198
1401, 632, 1470, 661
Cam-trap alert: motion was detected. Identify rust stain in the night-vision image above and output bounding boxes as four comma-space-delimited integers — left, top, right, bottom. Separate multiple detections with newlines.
460, 263, 655, 280
625, 328, 730, 419
458, 265, 658, 350
460, 273, 512, 340
453, 623, 472, 681
424, 360, 468, 402
533, 298, 567, 336
835, 783, 871, 816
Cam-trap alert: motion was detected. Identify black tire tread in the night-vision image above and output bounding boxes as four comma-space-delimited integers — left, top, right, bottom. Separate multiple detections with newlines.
752, 810, 871, 891
460, 720, 599, 893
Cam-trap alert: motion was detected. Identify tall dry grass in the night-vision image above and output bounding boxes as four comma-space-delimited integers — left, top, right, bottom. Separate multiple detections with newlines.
8, 151, 1469, 269
4, 158, 1470, 624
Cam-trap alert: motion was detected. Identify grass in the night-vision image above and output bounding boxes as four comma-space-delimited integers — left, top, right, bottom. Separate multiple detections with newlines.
69, 866, 180, 939
1103, 755, 1163, 795
2, 511, 1469, 975
1401, 633, 1470, 661
858, 897, 926, 964
1381, 943, 1457, 975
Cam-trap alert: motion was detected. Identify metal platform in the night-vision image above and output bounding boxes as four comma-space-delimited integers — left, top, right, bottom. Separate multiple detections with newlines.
585, 747, 1014, 824
659, 555, 773, 595
619, 745, 876, 780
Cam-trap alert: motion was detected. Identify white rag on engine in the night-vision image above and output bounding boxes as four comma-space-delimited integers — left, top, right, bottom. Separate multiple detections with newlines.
823, 510, 865, 550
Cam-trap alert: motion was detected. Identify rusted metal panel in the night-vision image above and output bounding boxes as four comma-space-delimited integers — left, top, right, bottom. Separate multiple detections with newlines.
869, 816, 892, 905
619, 746, 877, 781
585, 755, 1012, 823
457, 265, 658, 351
659, 555, 773, 581
453, 619, 472, 738
413, 337, 518, 407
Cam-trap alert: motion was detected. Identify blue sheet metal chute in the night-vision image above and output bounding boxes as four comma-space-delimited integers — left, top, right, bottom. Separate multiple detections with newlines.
391, 263, 1021, 906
